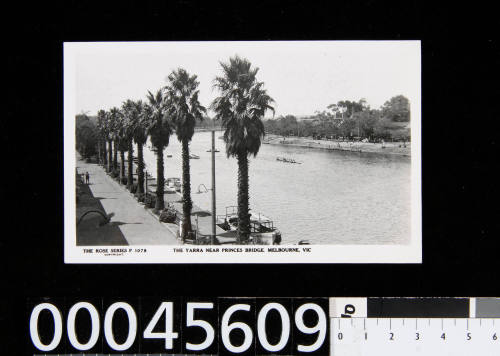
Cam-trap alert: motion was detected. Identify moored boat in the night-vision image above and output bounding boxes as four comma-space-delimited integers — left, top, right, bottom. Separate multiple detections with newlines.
216, 206, 281, 245
165, 177, 182, 192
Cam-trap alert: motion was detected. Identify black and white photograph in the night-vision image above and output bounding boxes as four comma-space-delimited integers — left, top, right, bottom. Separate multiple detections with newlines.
5, 2, 500, 355
64, 41, 421, 263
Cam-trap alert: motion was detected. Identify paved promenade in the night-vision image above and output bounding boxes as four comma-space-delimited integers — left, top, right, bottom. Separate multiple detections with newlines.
76, 156, 179, 245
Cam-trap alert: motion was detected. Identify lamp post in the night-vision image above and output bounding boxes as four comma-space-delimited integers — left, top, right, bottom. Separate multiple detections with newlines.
196, 131, 217, 244
211, 130, 216, 244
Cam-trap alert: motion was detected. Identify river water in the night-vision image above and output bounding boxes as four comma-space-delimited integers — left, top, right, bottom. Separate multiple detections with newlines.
143, 131, 411, 245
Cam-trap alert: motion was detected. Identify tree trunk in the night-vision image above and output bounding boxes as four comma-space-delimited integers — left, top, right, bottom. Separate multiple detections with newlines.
113, 141, 118, 171
127, 140, 134, 190
137, 142, 144, 194
155, 146, 165, 211
103, 141, 106, 163
120, 150, 125, 182
102, 141, 107, 167
97, 140, 101, 164
181, 140, 193, 239
237, 151, 250, 243
107, 140, 112, 172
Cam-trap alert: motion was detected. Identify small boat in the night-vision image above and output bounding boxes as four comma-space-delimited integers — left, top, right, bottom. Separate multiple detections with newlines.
206, 149, 220, 153
276, 157, 301, 164
189, 154, 200, 159
166, 154, 173, 158
216, 206, 281, 245
165, 177, 181, 192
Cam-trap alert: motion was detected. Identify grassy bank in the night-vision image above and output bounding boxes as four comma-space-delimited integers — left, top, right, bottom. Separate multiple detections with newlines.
264, 135, 411, 156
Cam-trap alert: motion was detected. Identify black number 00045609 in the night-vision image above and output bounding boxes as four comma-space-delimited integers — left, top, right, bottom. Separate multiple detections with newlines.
28, 298, 329, 355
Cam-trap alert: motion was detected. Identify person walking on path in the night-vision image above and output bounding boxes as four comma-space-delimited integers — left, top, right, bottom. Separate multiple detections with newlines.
85, 172, 90, 184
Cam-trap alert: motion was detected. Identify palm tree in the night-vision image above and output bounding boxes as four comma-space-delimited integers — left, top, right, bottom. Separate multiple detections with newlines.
166, 68, 207, 239
211, 56, 275, 243
109, 107, 121, 173
96, 110, 108, 166
145, 90, 171, 212
122, 100, 137, 190
115, 109, 128, 183
104, 111, 113, 172
132, 100, 148, 195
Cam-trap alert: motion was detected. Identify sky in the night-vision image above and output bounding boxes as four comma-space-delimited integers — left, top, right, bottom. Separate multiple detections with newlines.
66, 41, 421, 118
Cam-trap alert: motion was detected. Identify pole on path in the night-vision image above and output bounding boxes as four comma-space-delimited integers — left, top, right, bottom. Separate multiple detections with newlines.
211, 130, 216, 244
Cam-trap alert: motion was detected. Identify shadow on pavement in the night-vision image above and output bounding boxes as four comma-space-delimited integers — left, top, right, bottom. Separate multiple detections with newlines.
76, 171, 129, 246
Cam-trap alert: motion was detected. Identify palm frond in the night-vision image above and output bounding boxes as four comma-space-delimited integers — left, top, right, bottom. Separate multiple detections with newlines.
211, 56, 274, 157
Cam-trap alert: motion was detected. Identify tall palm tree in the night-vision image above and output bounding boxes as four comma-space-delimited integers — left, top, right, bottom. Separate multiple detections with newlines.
211, 56, 275, 243
105, 110, 113, 172
115, 109, 128, 183
122, 100, 137, 190
96, 109, 108, 166
145, 90, 171, 212
109, 107, 121, 172
166, 68, 207, 239
130, 100, 148, 195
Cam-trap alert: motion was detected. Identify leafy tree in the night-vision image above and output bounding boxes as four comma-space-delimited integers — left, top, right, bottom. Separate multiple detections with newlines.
145, 90, 172, 211
280, 115, 298, 136
334, 99, 368, 118
211, 55, 275, 243
381, 95, 410, 122
166, 68, 207, 239
354, 110, 379, 139
340, 117, 357, 138
75, 114, 98, 159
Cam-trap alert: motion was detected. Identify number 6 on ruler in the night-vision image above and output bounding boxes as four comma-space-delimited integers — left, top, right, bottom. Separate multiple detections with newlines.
295, 303, 327, 352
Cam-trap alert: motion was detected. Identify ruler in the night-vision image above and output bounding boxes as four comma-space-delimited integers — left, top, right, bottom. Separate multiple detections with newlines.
331, 317, 498, 355
330, 297, 499, 356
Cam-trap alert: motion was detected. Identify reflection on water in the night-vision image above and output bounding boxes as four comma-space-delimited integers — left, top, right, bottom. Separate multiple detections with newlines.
143, 131, 411, 245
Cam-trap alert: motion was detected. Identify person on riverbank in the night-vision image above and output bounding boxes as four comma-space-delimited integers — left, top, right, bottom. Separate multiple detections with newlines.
85, 172, 90, 184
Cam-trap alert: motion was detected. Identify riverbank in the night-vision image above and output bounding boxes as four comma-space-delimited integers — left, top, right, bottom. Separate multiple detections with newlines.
144, 177, 238, 244
263, 134, 411, 156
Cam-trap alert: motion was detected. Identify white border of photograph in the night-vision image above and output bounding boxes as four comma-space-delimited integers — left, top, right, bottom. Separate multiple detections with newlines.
64, 41, 421, 264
